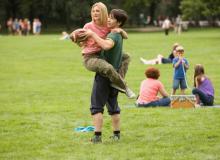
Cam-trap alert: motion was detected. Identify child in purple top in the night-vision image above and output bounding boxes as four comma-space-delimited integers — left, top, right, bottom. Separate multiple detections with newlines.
192, 64, 214, 106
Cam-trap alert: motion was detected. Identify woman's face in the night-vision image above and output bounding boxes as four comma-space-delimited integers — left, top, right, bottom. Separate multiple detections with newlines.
91, 6, 101, 22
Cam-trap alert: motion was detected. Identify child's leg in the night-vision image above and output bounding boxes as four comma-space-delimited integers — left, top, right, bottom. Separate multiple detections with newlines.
180, 79, 187, 95
83, 55, 127, 90
172, 89, 176, 95
180, 89, 185, 95
172, 79, 179, 95
118, 53, 131, 78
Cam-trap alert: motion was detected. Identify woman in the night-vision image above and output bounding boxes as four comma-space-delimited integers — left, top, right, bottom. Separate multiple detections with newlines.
192, 64, 214, 106
136, 67, 170, 107
140, 43, 179, 65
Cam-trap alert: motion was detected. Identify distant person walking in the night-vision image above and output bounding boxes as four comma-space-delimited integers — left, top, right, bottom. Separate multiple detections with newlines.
7, 18, 13, 35
162, 17, 171, 36
175, 15, 182, 35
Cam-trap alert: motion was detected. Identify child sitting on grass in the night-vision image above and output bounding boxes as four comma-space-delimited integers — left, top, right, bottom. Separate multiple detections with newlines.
192, 64, 214, 107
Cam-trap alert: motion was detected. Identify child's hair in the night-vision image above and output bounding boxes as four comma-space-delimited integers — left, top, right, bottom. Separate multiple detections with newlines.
172, 42, 179, 50
194, 64, 205, 87
145, 67, 160, 80
110, 9, 128, 27
91, 2, 108, 26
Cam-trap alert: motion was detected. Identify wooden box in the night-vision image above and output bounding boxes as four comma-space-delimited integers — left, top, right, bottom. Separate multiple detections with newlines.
170, 95, 196, 108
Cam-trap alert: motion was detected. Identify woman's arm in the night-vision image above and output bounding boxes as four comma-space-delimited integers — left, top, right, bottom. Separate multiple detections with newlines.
85, 29, 114, 50
111, 28, 128, 39
159, 86, 169, 97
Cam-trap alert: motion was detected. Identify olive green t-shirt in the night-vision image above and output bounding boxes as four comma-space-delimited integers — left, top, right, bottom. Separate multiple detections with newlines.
101, 32, 123, 70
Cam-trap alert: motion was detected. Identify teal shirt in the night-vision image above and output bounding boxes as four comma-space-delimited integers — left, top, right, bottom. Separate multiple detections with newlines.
101, 32, 123, 70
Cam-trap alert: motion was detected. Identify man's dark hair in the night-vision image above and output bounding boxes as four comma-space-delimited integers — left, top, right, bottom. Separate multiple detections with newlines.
110, 9, 128, 27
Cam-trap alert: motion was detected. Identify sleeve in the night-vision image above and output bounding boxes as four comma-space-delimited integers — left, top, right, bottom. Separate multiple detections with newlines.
107, 33, 119, 44
83, 23, 90, 29
158, 81, 164, 91
184, 58, 189, 65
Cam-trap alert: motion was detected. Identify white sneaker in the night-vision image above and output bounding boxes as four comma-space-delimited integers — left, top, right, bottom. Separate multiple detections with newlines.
125, 88, 136, 99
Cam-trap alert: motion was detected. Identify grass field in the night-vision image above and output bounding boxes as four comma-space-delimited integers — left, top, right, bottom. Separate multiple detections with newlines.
0, 29, 220, 160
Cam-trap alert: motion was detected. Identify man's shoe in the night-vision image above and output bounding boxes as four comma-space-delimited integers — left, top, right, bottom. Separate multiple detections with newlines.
91, 135, 102, 144
110, 83, 126, 93
126, 88, 136, 99
110, 134, 120, 141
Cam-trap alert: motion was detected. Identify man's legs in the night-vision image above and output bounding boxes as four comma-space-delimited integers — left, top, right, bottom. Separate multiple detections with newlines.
111, 114, 120, 131
90, 73, 110, 143
107, 87, 121, 140
93, 113, 103, 132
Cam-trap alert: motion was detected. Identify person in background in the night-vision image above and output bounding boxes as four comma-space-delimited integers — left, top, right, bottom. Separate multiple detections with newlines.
140, 42, 179, 65
136, 67, 170, 107
172, 45, 189, 95
59, 31, 70, 40
7, 18, 13, 35
162, 17, 171, 36
175, 15, 182, 35
192, 64, 214, 107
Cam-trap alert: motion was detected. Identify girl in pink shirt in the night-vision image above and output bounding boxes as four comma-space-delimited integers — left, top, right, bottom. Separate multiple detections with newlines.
136, 67, 170, 107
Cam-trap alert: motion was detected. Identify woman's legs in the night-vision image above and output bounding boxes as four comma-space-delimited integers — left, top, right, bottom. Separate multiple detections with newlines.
137, 97, 171, 107
192, 88, 214, 106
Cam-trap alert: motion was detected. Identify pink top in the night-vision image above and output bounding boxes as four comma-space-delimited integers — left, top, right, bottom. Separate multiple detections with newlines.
137, 78, 164, 104
82, 22, 110, 55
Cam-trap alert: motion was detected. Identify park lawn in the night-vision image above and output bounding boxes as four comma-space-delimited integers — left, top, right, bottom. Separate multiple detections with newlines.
0, 29, 220, 160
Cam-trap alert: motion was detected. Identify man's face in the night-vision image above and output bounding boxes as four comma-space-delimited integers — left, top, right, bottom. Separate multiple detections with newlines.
107, 14, 119, 29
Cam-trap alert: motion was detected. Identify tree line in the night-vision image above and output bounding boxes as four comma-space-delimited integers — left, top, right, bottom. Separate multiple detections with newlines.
0, 0, 219, 30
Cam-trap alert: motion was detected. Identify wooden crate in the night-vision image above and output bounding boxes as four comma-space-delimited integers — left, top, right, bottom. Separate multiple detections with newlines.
170, 95, 196, 108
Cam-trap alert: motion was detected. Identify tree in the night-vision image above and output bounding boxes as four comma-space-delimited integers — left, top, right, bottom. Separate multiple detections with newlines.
180, 0, 220, 22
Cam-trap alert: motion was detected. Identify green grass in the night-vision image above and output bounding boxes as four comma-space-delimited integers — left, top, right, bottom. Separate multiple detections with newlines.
0, 29, 220, 160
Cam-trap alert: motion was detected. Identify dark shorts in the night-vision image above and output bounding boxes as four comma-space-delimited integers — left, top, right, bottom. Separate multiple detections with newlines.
90, 73, 120, 115
173, 78, 187, 90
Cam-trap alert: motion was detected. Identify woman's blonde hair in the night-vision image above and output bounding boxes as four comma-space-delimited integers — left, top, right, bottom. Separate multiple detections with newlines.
91, 2, 108, 26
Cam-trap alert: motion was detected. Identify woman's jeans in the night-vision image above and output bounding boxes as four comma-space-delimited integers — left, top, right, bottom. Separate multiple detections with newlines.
192, 88, 214, 106
137, 97, 171, 107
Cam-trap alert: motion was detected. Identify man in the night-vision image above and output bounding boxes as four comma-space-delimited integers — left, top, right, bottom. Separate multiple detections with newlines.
86, 9, 129, 143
